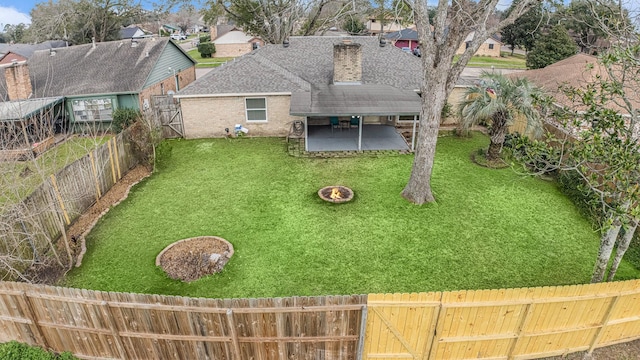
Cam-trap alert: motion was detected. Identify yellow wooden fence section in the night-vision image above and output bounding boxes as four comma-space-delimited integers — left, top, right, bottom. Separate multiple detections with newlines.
364, 280, 640, 360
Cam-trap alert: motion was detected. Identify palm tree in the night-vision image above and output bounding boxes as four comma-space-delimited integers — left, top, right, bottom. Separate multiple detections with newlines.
459, 72, 544, 161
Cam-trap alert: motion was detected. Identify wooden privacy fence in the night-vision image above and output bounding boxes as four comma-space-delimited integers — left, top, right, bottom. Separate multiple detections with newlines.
1, 132, 137, 273
0, 282, 366, 360
0, 281, 639, 359
364, 279, 640, 360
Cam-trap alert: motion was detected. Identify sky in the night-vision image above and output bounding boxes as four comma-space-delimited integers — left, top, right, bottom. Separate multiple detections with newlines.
1, 1, 35, 26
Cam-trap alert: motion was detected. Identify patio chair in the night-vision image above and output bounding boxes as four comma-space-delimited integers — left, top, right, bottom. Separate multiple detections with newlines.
330, 117, 340, 133
349, 117, 359, 130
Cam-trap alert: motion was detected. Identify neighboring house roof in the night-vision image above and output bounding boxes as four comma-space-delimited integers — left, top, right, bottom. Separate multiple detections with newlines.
213, 30, 256, 45
463, 32, 502, 45
0, 52, 28, 64
0, 40, 68, 59
511, 53, 640, 115
0, 97, 64, 121
178, 36, 422, 96
120, 26, 146, 39
385, 29, 418, 42
26, 38, 194, 98
214, 25, 236, 40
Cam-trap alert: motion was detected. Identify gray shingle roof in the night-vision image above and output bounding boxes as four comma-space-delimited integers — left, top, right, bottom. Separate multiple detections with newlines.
177, 36, 423, 96
0, 41, 68, 59
290, 85, 421, 116
28, 38, 173, 97
385, 29, 419, 41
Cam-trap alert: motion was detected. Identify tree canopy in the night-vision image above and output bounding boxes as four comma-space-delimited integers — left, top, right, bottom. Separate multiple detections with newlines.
526, 25, 577, 69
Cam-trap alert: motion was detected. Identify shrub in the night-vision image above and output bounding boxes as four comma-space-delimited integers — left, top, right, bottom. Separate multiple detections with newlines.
111, 108, 141, 133
199, 35, 210, 44
197, 42, 216, 58
0, 341, 77, 359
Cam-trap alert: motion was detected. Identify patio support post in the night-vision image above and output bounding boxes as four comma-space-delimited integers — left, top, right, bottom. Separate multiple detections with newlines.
358, 115, 363, 151
304, 117, 308, 152
411, 115, 417, 151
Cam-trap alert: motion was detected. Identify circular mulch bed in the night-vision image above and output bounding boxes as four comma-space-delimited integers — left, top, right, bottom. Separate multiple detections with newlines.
156, 236, 234, 282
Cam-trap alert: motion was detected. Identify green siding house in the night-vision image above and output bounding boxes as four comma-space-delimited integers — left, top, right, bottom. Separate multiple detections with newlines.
18, 38, 196, 131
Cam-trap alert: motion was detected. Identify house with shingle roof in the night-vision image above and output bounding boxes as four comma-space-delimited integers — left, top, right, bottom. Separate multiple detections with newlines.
0, 41, 68, 66
0, 37, 196, 131
176, 36, 430, 151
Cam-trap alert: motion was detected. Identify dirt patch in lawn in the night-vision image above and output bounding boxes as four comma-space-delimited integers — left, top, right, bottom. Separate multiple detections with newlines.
157, 236, 233, 282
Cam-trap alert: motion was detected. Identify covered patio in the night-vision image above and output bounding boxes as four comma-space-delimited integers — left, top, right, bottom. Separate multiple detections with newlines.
290, 84, 420, 152
306, 124, 408, 151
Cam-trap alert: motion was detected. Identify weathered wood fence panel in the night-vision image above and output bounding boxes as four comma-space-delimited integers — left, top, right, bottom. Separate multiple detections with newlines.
0, 282, 366, 359
364, 280, 640, 360
0, 132, 137, 277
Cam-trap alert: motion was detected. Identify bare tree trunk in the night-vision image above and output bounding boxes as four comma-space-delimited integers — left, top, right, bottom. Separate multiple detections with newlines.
606, 219, 637, 282
401, 74, 448, 204
591, 218, 621, 283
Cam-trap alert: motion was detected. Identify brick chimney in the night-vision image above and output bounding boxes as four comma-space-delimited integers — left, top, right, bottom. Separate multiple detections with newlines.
5, 62, 33, 100
333, 40, 362, 84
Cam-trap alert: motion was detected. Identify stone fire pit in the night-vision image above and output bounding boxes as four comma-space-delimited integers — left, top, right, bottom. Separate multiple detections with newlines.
318, 186, 354, 203
156, 236, 234, 282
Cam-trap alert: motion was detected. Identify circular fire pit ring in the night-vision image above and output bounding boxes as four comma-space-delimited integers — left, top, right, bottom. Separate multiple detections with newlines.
318, 185, 354, 203
156, 236, 234, 282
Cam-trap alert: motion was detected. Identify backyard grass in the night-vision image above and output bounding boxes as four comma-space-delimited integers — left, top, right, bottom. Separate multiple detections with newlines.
457, 53, 527, 69
64, 134, 640, 298
187, 49, 232, 68
0, 136, 110, 205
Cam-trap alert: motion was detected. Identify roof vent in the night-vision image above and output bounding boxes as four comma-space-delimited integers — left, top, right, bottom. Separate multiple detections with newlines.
379, 38, 386, 47
145, 51, 149, 57
131, 39, 138, 48
342, 38, 352, 45
49, 48, 56, 56
92, 37, 96, 49
11, 59, 18, 65
283, 39, 289, 48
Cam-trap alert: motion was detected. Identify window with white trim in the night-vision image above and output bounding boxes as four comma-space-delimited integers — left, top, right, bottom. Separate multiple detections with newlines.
245, 98, 267, 122
71, 98, 113, 122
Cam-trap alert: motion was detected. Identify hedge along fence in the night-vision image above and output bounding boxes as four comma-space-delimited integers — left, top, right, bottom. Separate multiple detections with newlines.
0, 131, 137, 277
0, 280, 638, 360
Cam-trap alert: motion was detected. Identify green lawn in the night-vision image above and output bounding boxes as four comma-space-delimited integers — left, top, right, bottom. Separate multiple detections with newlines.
64, 134, 640, 298
187, 49, 232, 68
457, 53, 527, 69
0, 136, 109, 205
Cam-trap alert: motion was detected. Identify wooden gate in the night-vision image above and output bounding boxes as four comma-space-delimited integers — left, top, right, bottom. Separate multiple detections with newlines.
363, 292, 442, 359
151, 95, 183, 138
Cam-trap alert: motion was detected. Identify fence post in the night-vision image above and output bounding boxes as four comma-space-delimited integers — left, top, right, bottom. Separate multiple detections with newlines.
20, 292, 48, 348
112, 137, 122, 180
356, 304, 367, 360
89, 151, 102, 200
49, 174, 70, 225
587, 295, 620, 354
226, 309, 242, 359
274, 298, 287, 359
99, 301, 127, 359
107, 139, 117, 184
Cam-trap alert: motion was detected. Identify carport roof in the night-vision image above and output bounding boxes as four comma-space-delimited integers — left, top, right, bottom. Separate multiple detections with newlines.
0, 97, 64, 121
290, 85, 421, 117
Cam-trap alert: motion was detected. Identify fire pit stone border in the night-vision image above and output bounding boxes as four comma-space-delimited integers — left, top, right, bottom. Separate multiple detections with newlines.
318, 185, 354, 203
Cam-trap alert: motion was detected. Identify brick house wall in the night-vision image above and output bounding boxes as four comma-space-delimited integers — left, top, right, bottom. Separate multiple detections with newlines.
180, 94, 299, 138
138, 67, 196, 108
